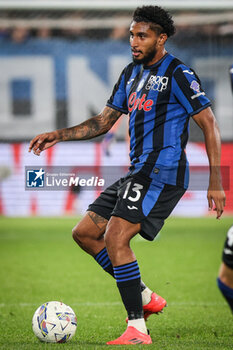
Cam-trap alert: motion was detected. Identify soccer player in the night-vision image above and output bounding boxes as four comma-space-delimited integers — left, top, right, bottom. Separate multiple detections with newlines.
217, 225, 233, 313
29, 6, 226, 345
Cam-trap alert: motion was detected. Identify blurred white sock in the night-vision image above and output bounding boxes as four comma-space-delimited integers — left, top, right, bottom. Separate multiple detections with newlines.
142, 287, 153, 306
128, 318, 147, 334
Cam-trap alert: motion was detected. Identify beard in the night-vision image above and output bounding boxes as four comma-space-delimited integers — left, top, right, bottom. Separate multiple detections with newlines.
132, 46, 157, 65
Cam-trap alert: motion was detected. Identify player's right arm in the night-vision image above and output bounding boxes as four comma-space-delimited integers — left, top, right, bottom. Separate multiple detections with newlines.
28, 106, 122, 156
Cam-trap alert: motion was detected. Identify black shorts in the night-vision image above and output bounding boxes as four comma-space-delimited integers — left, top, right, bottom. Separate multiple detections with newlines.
88, 173, 186, 241
222, 226, 233, 269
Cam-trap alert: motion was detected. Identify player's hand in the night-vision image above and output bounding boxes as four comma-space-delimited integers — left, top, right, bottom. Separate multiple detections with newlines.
28, 132, 59, 156
207, 185, 226, 219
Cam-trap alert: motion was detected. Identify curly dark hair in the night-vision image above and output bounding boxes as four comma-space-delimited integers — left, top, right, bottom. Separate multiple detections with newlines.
132, 6, 175, 37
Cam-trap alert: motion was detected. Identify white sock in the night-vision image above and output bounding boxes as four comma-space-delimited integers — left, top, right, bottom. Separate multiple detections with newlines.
128, 318, 147, 335
142, 286, 153, 306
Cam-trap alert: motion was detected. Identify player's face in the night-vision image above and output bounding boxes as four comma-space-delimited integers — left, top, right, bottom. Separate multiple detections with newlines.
130, 21, 163, 65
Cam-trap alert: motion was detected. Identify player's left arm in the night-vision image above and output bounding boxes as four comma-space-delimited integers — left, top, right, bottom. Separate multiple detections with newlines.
192, 106, 226, 219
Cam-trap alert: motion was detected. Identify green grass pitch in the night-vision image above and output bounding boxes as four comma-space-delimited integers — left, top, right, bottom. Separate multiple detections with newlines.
0, 216, 233, 350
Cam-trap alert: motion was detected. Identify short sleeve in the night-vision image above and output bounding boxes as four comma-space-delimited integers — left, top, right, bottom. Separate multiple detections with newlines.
172, 66, 211, 116
106, 67, 129, 114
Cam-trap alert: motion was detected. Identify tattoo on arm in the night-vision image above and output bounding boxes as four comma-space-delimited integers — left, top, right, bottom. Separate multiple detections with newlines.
87, 211, 108, 231
57, 107, 121, 141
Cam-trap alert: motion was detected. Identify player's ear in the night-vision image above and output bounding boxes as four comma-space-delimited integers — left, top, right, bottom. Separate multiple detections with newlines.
158, 33, 167, 45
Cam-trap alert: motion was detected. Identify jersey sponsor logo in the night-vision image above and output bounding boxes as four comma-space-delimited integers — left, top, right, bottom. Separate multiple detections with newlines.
128, 92, 153, 112
191, 92, 206, 100
145, 75, 169, 92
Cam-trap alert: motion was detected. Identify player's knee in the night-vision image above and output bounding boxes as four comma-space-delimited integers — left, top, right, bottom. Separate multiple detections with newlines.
104, 229, 127, 250
72, 225, 80, 243
72, 225, 86, 247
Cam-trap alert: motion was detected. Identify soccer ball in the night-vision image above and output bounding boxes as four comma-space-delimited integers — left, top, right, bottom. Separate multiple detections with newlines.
32, 301, 77, 343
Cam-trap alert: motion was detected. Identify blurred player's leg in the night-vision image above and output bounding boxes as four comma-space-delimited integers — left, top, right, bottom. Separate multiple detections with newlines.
217, 226, 233, 313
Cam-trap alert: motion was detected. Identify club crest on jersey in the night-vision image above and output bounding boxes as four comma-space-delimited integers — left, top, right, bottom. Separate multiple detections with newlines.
136, 78, 145, 92
128, 92, 153, 112
146, 75, 169, 92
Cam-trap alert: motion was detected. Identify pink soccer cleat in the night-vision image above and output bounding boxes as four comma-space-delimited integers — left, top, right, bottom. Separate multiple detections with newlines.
143, 292, 167, 321
126, 292, 167, 323
106, 326, 152, 345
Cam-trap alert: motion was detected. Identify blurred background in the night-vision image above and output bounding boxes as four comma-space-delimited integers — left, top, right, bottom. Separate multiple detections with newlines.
0, 0, 232, 217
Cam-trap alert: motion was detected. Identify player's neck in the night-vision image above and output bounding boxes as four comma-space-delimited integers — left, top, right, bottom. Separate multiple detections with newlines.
144, 48, 167, 67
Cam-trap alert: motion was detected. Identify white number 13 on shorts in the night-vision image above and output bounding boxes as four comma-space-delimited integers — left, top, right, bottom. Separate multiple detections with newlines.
122, 181, 144, 202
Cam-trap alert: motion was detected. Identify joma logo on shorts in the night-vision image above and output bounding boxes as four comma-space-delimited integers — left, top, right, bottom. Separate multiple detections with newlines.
128, 92, 153, 112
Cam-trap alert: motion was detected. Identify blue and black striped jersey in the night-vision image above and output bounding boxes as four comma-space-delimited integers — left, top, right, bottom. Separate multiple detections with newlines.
106, 53, 211, 189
